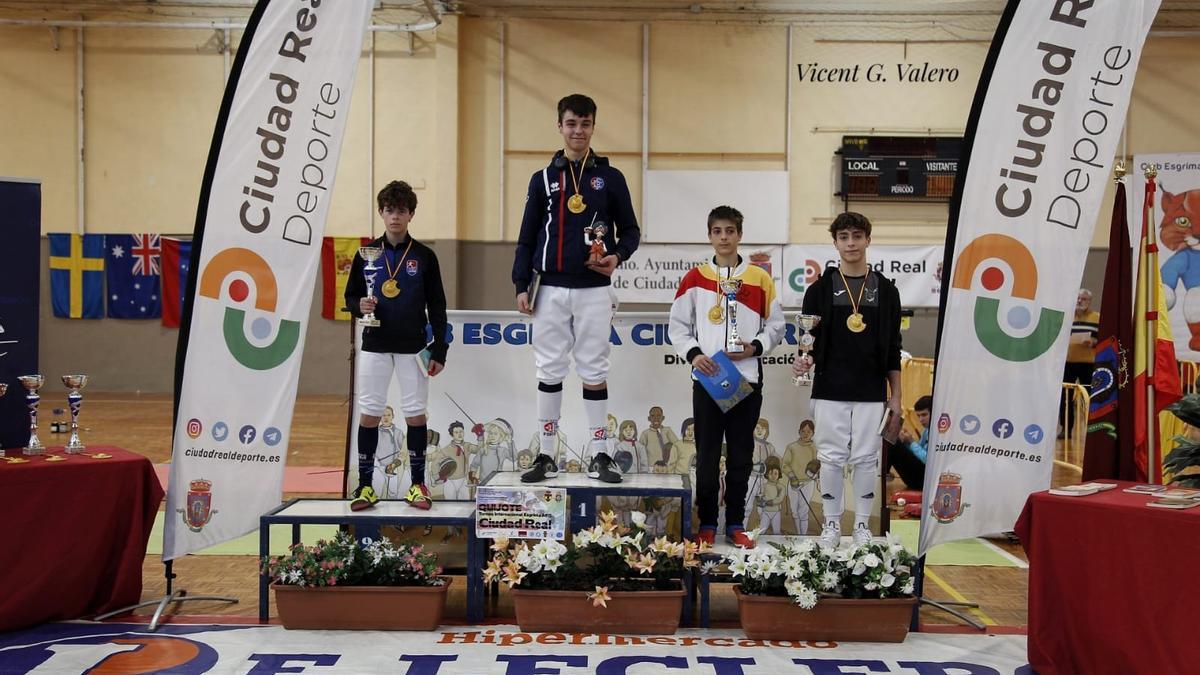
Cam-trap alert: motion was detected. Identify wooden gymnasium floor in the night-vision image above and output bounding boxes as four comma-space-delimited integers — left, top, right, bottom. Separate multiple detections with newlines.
76, 391, 1078, 630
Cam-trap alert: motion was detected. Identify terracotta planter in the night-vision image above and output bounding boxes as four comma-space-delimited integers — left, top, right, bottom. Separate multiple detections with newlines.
734, 587, 915, 642
273, 578, 451, 630
512, 587, 685, 635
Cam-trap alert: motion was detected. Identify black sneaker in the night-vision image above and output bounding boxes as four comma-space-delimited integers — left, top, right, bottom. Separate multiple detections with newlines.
521, 453, 559, 483
587, 452, 623, 483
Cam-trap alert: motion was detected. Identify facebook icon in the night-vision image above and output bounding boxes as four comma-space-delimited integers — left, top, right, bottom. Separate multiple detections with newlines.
992, 418, 1014, 439
238, 425, 257, 444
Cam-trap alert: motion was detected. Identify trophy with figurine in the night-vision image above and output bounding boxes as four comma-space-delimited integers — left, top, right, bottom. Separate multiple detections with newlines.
358, 247, 383, 328
719, 279, 744, 353
792, 314, 821, 386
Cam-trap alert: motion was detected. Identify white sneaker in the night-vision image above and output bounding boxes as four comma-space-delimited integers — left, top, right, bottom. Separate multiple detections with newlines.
852, 523, 873, 546
818, 522, 841, 549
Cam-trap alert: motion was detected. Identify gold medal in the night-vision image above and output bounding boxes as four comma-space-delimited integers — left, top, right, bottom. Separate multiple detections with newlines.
567, 193, 586, 214
380, 238, 414, 301
708, 303, 725, 324
565, 148, 591, 214
846, 312, 866, 333
381, 279, 401, 298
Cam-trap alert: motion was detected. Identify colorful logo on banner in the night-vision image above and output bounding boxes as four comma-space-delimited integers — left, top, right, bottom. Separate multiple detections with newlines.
950, 234, 1064, 362
198, 248, 300, 370
787, 259, 822, 293
930, 472, 968, 523
180, 478, 216, 532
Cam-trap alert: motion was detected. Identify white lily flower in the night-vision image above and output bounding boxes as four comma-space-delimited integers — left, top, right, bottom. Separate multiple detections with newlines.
880, 572, 896, 588
862, 553, 881, 568
631, 511, 647, 528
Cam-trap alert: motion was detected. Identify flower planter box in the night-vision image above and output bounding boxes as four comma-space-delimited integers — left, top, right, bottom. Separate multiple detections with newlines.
512, 588, 685, 635
273, 578, 451, 631
734, 588, 915, 642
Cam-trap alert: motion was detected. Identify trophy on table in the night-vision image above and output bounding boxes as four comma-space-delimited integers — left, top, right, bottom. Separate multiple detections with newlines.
792, 314, 821, 386
18, 375, 45, 455
62, 374, 88, 453
358, 247, 383, 328
720, 279, 745, 353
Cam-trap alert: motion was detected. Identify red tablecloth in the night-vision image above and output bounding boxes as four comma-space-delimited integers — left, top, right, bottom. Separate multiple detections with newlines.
0, 446, 163, 631
1015, 481, 1200, 674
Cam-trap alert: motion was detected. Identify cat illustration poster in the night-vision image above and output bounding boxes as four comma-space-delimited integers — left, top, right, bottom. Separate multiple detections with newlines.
1136, 153, 1200, 361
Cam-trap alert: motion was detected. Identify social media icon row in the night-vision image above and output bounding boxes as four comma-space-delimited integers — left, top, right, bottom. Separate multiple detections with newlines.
936, 413, 1043, 443
185, 418, 282, 446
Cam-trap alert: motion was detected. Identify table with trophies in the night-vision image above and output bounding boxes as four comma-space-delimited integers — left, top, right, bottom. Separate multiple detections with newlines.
0, 375, 164, 631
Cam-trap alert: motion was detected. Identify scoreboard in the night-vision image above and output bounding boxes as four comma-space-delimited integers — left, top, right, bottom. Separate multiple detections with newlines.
838, 135, 963, 201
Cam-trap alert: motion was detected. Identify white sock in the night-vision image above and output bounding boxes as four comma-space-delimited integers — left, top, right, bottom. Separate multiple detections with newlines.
583, 395, 608, 458
820, 463, 845, 527
537, 387, 563, 459
852, 460, 878, 530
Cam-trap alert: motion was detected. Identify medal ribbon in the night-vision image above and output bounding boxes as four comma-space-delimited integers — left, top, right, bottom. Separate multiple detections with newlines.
566, 148, 591, 202
382, 237, 415, 283
836, 267, 868, 319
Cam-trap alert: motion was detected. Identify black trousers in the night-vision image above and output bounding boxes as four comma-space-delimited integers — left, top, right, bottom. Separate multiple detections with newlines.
888, 442, 926, 491
693, 381, 763, 531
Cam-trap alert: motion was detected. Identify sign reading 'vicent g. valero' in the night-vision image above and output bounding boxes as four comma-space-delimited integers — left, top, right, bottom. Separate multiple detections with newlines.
797, 61, 961, 83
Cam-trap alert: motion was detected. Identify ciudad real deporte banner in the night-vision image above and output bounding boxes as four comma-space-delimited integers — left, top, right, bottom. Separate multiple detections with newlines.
164, 1, 373, 559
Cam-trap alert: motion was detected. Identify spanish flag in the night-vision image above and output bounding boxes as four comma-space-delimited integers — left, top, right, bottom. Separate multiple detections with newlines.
1133, 173, 1182, 483
320, 236, 372, 320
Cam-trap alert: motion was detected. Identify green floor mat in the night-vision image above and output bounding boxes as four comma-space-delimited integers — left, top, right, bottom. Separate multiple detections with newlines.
146, 511, 340, 556
888, 520, 1024, 567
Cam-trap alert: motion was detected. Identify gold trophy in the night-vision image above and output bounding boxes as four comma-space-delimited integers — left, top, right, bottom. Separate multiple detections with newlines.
62, 375, 88, 453
358, 247, 383, 328
720, 279, 745, 353
792, 314, 821, 386
18, 375, 45, 455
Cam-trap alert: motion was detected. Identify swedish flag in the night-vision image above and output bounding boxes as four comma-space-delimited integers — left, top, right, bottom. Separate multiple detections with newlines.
49, 233, 105, 319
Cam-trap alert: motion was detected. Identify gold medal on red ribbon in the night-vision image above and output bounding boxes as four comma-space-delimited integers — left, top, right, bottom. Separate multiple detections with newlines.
837, 268, 869, 334
565, 149, 590, 214
708, 303, 725, 324
381, 279, 401, 298
380, 238, 415, 301
846, 312, 866, 333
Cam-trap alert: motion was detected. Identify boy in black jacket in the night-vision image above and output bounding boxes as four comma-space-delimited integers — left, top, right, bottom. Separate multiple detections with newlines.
512, 93, 641, 484
345, 180, 449, 511
793, 212, 902, 548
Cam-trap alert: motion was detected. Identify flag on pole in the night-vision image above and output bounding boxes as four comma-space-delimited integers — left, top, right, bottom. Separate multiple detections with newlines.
321, 236, 372, 320
48, 233, 105, 319
1132, 172, 1182, 482
1083, 179, 1136, 480
161, 237, 193, 328
106, 234, 162, 319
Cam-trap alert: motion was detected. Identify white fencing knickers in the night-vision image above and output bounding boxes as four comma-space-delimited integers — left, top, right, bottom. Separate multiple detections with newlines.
532, 285, 617, 385
356, 351, 429, 418
811, 399, 885, 523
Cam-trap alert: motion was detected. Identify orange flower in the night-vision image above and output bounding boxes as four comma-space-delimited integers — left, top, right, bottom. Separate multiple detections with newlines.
587, 585, 612, 608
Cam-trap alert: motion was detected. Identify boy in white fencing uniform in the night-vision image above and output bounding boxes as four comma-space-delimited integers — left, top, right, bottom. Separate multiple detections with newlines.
513, 93, 641, 484
793, 212, 903, 548
345, 180, 449, 511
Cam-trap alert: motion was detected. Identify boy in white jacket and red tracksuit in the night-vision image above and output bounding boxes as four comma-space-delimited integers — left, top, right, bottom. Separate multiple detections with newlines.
668, 206, 785, 548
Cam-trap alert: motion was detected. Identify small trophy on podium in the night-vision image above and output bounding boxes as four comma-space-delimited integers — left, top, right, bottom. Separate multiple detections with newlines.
792, 314, 821, 386
62, 374, 88, 453
358, 247, 383, 328
586, 221, 608, 264
18, 374, 45, 455
720, 279, 744, 353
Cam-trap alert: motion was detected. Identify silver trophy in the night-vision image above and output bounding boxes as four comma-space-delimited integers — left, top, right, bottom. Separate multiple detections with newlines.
720, 279, 745, 353
18, 375, 45, 455
792, 314, 821, 386
62, 375, 88, 453
358, 247, 383, 328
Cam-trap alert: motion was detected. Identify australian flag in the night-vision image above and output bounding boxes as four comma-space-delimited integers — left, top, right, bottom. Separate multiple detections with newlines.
106, 234, 162, 319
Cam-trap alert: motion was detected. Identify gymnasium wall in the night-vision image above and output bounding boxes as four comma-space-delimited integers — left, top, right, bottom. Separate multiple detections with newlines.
2, 10, 1198, 393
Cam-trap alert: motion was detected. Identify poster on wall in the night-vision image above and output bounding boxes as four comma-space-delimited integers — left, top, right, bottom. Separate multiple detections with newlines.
0, 179, 40, 450
921, 0, 1160, 553
1134, 153, 1200, 362
781, 244, 943, 308
344, 311, 869, 539
612, 245, 782, 305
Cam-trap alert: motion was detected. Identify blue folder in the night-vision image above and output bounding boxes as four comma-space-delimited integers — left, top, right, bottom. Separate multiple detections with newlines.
694, 351, 755, 413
